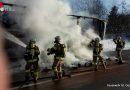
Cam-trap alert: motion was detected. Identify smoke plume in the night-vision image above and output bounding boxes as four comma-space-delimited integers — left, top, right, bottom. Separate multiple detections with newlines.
3, 0, 100, 70
20, 0, 100, 67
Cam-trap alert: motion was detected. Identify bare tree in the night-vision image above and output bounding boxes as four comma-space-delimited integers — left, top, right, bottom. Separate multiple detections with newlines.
70, 0, 107, 18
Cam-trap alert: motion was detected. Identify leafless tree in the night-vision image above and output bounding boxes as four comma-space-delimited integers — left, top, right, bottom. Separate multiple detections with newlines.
71, 0, 107, 18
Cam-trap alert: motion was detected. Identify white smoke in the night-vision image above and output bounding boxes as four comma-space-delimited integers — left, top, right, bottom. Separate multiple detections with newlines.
2, 0, 130, 71
20, 0, 100, 67
101, 39, 130, 52
4, 0, 100, 68
100, 39, 130, 60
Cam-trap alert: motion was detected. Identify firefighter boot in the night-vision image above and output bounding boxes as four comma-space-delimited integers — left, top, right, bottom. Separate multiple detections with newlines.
94, 63, 98, 71
52, 68, 59, 80
33, 72, 38, 83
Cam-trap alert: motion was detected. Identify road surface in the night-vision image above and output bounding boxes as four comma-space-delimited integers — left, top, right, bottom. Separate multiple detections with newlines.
11, 63, 130, 90
11, 50, 130, 90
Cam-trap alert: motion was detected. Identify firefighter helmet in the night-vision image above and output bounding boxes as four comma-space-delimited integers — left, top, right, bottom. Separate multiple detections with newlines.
54, 36, 60, 43
117, 36, 121, 40
95, 38, 100, 42
29, 39, 36, 44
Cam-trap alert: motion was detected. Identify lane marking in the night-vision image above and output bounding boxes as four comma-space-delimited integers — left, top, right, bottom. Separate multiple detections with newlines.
11, 80, 51, 90
11, 63, 128, 90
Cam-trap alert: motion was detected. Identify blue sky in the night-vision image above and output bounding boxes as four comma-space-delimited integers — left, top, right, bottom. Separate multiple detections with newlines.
1, 0, 130, 13
68, 0, 130, 13
102, 0, 130, 10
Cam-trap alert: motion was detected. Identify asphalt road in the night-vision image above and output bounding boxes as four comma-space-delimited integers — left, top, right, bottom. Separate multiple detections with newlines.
11, 62, 130, 90
11, 50, 130, 90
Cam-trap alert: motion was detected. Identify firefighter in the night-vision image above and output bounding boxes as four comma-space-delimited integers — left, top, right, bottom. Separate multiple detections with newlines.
47, 36, 66, 80
113, 36, 125, 64
24, 40, 40, 83
90, 38, 106, 71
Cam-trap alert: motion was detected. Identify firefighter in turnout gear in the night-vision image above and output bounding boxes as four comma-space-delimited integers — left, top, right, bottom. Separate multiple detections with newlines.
90, 38, 106, 71
113, 36, 125, 64
47, 36, 66, 80
24, 40, 40, 83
